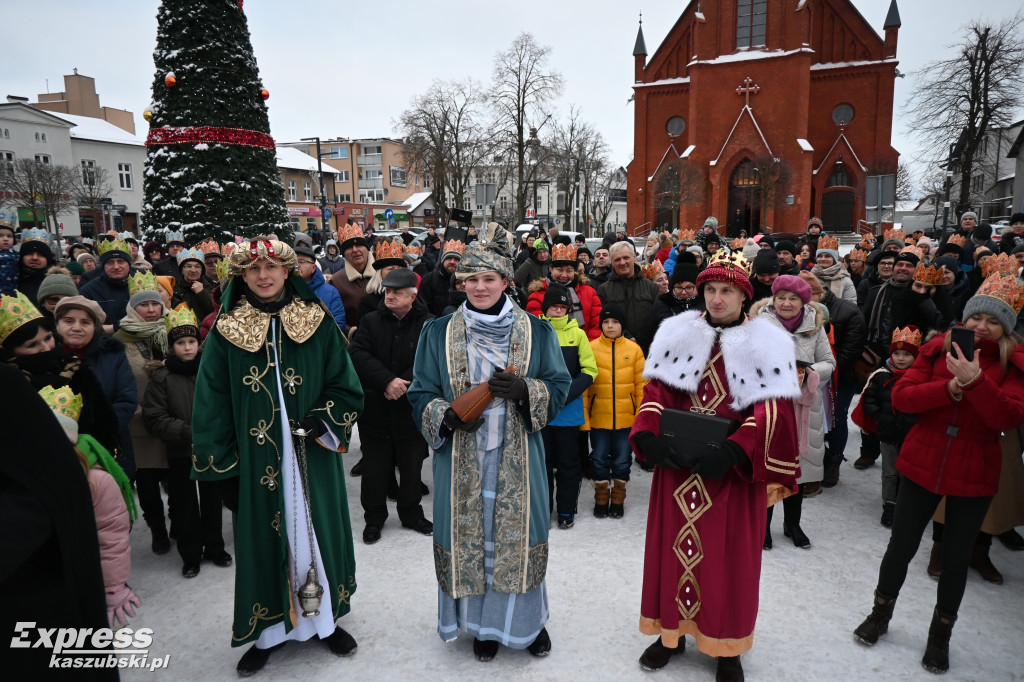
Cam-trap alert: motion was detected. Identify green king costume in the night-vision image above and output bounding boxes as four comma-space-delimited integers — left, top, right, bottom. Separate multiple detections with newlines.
408, 223, 571, 647
192, 239, 363, 649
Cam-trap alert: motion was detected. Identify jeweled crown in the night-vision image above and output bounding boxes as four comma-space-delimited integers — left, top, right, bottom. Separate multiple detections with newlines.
981, 252, 1018, 278
891, 326, 923, 348
38, 385, 83, 423
974, 274, 1024, 315
98, 238, 131, 256
817, 235, 839, 251
551, 243, 578, 262
705, 249, 752, 277
129, 271, 160, 297
912, 263, 944, 286
20, 227, 50, 244
166, 231, 186, 244
374, 239, 403, 261
0, 290, 43, 345
165, 304, 199, 332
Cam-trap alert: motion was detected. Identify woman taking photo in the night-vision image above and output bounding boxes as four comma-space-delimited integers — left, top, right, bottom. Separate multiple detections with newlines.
753, 274, 835, 549
854, 273, 1024, 674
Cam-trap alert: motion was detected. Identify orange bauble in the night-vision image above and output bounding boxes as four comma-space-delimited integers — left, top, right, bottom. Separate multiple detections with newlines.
165, 72, 177, 88
260, 89, 270, 101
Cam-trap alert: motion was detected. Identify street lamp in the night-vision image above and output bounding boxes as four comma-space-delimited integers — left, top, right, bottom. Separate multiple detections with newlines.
301, 136, 331, 241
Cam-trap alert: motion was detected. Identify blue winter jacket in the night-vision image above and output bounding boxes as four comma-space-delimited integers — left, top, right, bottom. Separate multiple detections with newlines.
81, 334, 138, 480
308, 266, 347, 330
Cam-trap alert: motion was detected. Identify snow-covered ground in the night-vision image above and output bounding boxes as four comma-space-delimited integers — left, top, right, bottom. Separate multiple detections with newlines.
124, 422, 1023, 681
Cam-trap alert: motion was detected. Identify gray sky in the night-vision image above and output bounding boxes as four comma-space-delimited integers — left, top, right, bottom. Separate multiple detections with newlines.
3, 0, 1021, 193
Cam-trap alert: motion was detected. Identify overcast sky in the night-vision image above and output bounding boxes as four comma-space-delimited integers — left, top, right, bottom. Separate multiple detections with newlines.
3, 0, 1021, 193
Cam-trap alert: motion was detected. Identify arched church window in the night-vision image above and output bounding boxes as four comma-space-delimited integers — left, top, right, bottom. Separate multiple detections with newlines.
737, 0, 767, 49
827, 163, 852, 188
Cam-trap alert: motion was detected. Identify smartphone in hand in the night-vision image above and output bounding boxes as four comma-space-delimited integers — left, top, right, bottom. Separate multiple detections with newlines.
950, 326, 975, 361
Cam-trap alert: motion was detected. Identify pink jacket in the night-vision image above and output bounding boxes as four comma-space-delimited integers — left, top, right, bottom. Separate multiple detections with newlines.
90, 467, 131, 588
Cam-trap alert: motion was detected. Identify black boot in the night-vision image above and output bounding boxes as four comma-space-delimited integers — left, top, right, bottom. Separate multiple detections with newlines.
638, 637, 684, 671
236, 642, 286, 676
148, 517, 171, 555
527, 628, 551, 656
854, 590, 897, 645
473, 638, 499, 662
782, 493, 810, 549
921, 608, 957, 674
998, 528, 1024, 551
716, 655, 744, 682
880, 502, 895, 528
322, 626, 357, 656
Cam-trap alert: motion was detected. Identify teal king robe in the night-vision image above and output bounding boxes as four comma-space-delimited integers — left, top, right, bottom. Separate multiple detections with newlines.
409, 303, 571, 598
192, 275, 363, 646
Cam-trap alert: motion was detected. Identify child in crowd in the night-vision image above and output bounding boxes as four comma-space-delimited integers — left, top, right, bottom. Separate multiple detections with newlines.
40, 384, 141, 628
855, 325, 920, 527
584, 303, 646, 518
0, 220, 17, 296
143, 306, 231, 578
540, 283, 597, 529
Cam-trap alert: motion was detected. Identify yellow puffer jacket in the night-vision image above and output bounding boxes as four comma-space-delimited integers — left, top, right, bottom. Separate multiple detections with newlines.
583, 334, 647, 431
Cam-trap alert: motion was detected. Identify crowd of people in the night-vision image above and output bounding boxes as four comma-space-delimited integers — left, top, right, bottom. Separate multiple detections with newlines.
3, 209, 1024, 680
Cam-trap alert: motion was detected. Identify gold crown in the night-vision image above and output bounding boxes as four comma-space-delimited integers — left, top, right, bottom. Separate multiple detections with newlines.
731, 237, 746, 250
705, 249, 752, 277
900, 245, 923, 260
883, 228, 906, 242
198, 239, 224, 257
947, 233, 966, 248
215, 257, 231, 282
912, 263, 945, 286
643, 260, 665, 280
551, 243, 578, 262
403, 244, 421, 256
441, 239, 467, 255
165, 304, 199, 332
38, 385, 83, 423
228, 239, 297, 275
818, 235, 839, 250
128, 271, 160, 297
891, 326, 923, 347
974, 274, 1024, 316
97, 238, 131, 256
678, 229, 696, 241
337, 223, 365, 245
374, 239, 404, 261
0, 290, 43, 345
982, 252, 1018, 278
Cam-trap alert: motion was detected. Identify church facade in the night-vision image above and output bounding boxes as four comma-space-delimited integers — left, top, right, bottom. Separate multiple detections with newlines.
627, 0, 902, 237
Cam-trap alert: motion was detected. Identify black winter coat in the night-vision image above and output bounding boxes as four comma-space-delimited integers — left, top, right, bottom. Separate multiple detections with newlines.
142, 357, 199, 459
349, 297, 434, 439
419, 264, 454, 317
636, 291, 702, 355
860, 367, 916, 445
79, 271, 134, 326
821, 289, 866, 386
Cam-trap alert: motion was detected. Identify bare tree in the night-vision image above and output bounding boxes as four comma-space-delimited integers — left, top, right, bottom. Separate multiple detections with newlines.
490, 33, 563, 227
751, 155, 793, 228
896, 161, 915, 204
76, 164, 115, 217
549, 106, 610, 235
905, 13, 1024, 215
654, 159, 705, 232
0, 158, 80, 236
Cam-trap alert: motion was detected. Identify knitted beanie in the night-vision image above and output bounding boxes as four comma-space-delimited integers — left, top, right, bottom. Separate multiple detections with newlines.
752, 249, 781, 275
963, 291, 1018, 334
541, 283, 570, 312
775, 240, 798, 257
37, 271, 79, 300
600, 303, 628, 331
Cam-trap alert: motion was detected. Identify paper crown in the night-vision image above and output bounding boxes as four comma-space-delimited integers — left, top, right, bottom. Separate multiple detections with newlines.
374, 239, 404, 262
176, 247, 205, 265
403, 244, 421, 256
643, 259, 665, 280
551, 243, 578, 263
337, 223, 365, 246
0, 290, 43, 345
730, 237, 746, 250
912, 263, 945, 286
198, 239, 224, 257
165, 304, 199, 332
98, 238, 131, 256
899, 245, 923, 260
883, 228, 906, 242
947, 233, 966, 248
215, 256, 231, 282
38, 385, 83, 423
117, 231, 137, 243
848, 250, 868, 263
0, 216, 16, 230
891, 325, 923, 348
129, 271, 160, 297
817, 235, 839, 251
166, 231, 186, 245
228, 239, 297, 275
441, 239, 467, 256
981, 252, 1018, 278
974, 274, 1024, 316
912, 231, 924, 239
20, 227, 50, 244
221, 242, 237, 257
677, 229, 696, 241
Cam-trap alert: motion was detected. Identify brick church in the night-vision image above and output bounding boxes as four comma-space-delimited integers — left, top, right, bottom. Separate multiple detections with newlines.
627, 0, 902, 237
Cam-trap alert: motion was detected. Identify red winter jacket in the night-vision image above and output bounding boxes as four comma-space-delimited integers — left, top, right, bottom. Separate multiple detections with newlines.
893, 332, 1024, 497
526, 277, 602, 339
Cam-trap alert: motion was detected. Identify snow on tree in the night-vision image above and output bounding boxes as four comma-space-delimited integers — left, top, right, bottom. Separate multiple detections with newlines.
142, 0, 290, 245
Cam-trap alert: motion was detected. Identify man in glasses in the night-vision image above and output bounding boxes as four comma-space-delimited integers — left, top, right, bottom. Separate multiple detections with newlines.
635, 253, 702, 355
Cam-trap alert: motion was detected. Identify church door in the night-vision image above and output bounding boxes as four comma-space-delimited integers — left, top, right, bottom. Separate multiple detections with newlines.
727, 159, 761, 237
822, 190, 855, 232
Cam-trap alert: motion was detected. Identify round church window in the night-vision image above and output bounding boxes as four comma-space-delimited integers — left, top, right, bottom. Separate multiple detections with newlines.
666, 116, 686, 137
832, 104, 855, 125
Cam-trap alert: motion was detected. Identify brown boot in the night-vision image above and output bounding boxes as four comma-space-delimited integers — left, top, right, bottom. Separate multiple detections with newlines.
593, 480, 610, 518
927, 542, 942, 579
610, 479, 628, 518
969, 543, 1003, 584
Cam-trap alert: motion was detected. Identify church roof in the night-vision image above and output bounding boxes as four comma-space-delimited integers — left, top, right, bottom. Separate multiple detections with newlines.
633, 23, 647, 57
884, 0, 902, 29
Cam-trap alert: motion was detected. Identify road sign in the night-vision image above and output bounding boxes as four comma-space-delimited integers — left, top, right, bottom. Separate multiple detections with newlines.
323, 207, 332, 221
526, 208, 535, 219
384, 208, 394, 221
556, 219, 561, 225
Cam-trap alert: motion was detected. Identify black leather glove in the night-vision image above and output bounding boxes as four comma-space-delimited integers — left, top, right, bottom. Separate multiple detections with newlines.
489, 370, 528, 402
220, 477, 240, 513
688, 440, 746, 480
295, 415, 327, 440
635, 431, 683, 470
443, 407, 485, 433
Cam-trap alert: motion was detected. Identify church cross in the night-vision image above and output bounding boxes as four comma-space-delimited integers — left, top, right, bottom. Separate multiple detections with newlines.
736, 77, 760, 108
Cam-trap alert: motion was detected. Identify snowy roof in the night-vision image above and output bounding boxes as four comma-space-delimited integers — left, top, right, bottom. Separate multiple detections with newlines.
401, 191, 432, 212
809, 59, 898, 71
53, 112, 145, 146
797, 139, 814, 152
635, 76, 691, 89
275, 146, 345, 175
688, 47, 813, 68
895, 200, 918, 212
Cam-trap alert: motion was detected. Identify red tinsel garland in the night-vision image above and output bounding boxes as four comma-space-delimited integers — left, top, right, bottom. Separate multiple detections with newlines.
146, 126, 275, 150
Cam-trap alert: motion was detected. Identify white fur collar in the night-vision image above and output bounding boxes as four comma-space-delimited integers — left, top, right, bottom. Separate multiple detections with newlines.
644, 310, 802, 411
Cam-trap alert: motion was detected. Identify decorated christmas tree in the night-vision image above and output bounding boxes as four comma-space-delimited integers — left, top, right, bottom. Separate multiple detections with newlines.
142, 0, 291, 244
